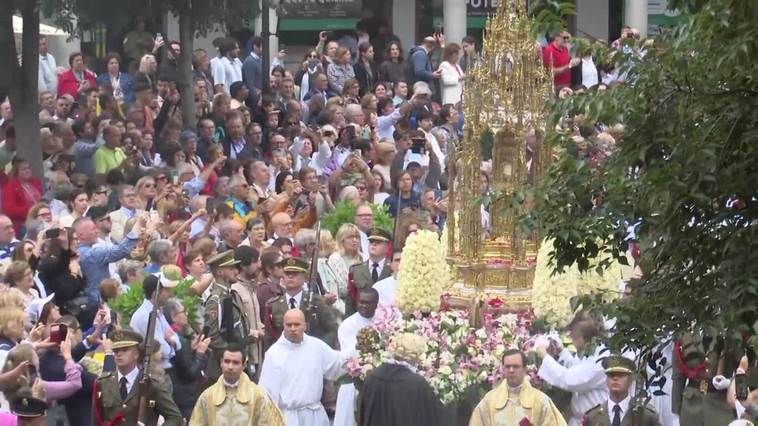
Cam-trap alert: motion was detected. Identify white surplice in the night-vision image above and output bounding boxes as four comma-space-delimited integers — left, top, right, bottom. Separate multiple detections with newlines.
334, 313, 375, 426
260, 334, 346, 426
538, 345, 609, 426
372, 275, 397, 307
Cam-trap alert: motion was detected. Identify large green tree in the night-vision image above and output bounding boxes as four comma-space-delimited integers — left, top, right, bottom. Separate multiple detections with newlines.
531, 0, 758, 352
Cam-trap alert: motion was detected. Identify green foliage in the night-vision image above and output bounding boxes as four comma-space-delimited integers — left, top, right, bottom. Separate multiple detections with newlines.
110, 281, 145, 326
528, 0, 576, 39
530, 0, 758, 351
321, 200, 393, 237
110, 276, 200, 326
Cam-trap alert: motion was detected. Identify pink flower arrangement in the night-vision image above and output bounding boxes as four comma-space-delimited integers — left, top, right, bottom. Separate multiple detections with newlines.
342, 301, 540, 404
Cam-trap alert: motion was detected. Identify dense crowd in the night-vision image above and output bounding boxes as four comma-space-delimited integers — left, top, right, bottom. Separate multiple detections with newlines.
0, 15, 754, 426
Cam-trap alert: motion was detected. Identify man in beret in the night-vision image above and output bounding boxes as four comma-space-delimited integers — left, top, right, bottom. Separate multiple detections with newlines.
265, 257, 339, 348
346, 227, 392, 316
92, 328, 182, 425
582, 355, 660, 426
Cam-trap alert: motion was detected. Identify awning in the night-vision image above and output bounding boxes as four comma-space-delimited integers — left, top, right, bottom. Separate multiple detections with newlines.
13, 15, 69, 36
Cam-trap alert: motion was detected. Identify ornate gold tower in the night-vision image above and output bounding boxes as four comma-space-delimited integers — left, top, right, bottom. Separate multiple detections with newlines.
446, 0, 553, 312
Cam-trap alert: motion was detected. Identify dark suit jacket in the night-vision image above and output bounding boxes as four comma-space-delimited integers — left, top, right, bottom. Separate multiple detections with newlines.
242, 53, 262, 107
347, 259, 392, 315
221, 136, 256, 163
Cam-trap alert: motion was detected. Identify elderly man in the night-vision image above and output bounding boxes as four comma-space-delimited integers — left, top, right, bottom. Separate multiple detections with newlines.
0, 214, 19, 263
221, 111, 252, 161
218, 219, 244, 251
335, 289, 380, 426
75, 214, 147, 325
190, 344, 284, 425
250, 160, 274, 200
130, 273, 182, 372
109, 184, 140, 243
359, 333, 448, 425
93, 125, 126, 181
470, 349, 566, 426
38, 35, 58, 94
353, 204, 373, 260
225, 174, 256, 228
267, 212, 294, 244
259, 309, 346, 426
144, 239, 176, 274
347, 228, 392, 315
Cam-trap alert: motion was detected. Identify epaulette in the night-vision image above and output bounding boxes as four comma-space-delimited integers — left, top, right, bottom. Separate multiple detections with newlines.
98, 371, 114, 380
265, 295, 284, 305
586, 403, 603, 414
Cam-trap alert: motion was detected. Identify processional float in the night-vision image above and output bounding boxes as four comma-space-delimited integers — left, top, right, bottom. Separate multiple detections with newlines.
445, 0, 553, 317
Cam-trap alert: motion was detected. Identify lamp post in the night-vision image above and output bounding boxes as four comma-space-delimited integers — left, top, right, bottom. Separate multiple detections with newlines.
261, 0, 270, 94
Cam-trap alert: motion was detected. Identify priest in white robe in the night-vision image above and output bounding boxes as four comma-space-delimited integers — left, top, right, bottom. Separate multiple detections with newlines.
372, 250, 401, 306
334, 289, 380, 426
260, 309, 347, 426
536, 314, 609, 426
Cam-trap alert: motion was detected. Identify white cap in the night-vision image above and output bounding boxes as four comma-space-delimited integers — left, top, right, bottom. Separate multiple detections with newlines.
27, 293, 55, 324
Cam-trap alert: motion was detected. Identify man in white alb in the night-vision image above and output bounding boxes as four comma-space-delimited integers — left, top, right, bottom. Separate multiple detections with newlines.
259, 309, 347, 426
334, 289, 379, 426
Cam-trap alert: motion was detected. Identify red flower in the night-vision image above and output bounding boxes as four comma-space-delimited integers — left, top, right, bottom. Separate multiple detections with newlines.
519, 417, 532, 426
488, 297, 504, 309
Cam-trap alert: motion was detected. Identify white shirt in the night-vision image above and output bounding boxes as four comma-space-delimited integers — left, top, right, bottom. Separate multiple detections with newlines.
373, 275, 397, 306
117, 366, 140, 396
607, 395, 630, 423
213, 56, 243, 94
581, 56, 599, 88
285, 291, 303, 309
129, 299, 182, 369
259, 334, 346, 426
333, 145, 351, 168
357, 229, 369, 261
38, 53, 58, 94
376, 109, 403, 140
368, 258, 387, 279
538, 345, 609, 426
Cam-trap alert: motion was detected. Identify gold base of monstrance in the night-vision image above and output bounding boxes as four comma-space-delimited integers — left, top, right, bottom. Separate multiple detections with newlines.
443, 0, 552, 314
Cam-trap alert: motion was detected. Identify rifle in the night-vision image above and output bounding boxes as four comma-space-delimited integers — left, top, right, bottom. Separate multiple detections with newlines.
136, 278, 161, 423
304, 220, 322, 318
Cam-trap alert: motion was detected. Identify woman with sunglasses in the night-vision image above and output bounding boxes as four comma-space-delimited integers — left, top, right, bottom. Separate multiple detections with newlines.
296, 49, 324, 102
135, 176, 158, 211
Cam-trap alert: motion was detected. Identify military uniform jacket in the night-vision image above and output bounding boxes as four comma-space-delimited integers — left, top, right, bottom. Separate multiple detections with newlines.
582, 401, 660, 426
265, 291, 339, 348
92, 371, 182, 426
346, 259, 391, 316
203, 281, 250, 382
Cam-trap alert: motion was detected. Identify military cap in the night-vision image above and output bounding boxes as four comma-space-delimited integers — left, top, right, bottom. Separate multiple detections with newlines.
108, 328, 144, 350
367, 227, 392, 242
282, 257, 308, 273
207, 249, 240, 268
602, 355, 635, 375
10, 395, 48, 418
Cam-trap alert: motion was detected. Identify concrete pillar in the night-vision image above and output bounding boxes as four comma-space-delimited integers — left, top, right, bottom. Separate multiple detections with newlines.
624, 0, 648, 37
393, 0, 416, 51
443, 0, 468, 45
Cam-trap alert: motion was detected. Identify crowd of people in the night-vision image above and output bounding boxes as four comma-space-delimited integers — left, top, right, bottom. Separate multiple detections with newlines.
0, 14, 754, 426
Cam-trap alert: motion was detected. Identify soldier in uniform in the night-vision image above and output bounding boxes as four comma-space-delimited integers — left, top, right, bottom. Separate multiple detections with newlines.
671, 332, 739, 425
203, 249, 250, 384
265, 257, 339, 348
10, 391, 48, 425
92, 328, 182, 425
583, 355, 660, 426
346, 227, 392, 316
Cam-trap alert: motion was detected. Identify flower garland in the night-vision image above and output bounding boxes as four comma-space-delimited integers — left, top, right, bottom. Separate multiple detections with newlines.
345, 305, 537, 405
532, 238, 633, 327
395, 230, 449, 314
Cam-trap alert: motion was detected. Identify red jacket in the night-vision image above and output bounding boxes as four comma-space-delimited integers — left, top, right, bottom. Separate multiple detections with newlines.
57, 69, 97, 99
2, 177, 43, 234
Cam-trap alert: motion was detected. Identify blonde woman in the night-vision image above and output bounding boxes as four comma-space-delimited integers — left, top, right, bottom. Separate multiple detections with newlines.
326, 224, 363, 315
135, 175, 158, 211
316, 230, 347, 315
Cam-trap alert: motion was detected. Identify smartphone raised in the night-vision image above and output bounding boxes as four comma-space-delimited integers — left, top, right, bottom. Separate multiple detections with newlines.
45, 228, 61, 239
411, 138, 426, 154
49, 324, 68, 344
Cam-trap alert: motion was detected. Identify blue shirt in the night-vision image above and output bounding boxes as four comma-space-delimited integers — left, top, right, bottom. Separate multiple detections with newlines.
129, 299, 182, 369
78, 232, 138, 301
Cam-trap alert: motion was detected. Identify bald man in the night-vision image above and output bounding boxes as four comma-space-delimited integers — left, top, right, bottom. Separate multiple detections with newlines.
267, 212, 294, 244
259, 309, 347, 426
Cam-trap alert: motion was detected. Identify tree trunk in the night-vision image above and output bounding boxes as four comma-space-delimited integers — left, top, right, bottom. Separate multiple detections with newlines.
177, 6, 196, 129
0, 1, 43, 178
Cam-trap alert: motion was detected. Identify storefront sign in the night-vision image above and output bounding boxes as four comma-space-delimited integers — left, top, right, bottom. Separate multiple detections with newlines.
280, 0, 363, 20
466, 0, 499, 16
